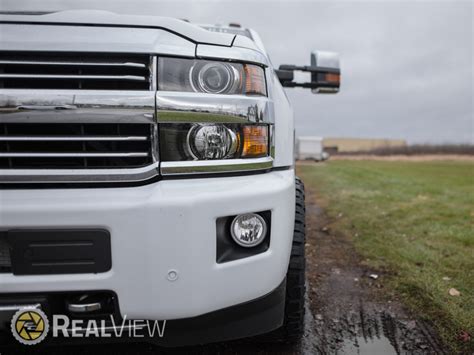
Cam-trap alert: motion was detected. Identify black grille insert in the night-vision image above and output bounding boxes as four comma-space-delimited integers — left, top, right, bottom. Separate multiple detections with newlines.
0, 52, 152, 90
0, 123, 154, 169
0, 234, 12, 273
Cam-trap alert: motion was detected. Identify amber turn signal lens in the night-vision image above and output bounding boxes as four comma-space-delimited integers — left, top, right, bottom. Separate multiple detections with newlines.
242, 126, 268, 158
244, 64, 266, 96
324, 73, 340, 84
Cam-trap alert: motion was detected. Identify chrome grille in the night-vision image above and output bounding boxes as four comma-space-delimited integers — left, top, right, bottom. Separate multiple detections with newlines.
0, 123, 154, 169
0, 52, 152, 90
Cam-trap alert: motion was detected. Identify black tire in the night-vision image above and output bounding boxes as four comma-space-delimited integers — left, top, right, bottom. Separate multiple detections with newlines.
270, 176, 306, 343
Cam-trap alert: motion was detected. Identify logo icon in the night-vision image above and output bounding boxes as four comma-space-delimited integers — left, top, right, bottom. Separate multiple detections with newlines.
11, 308, 49, 345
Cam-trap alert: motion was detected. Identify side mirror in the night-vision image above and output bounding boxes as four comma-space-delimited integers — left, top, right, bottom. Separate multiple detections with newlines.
276, 51, 340, 94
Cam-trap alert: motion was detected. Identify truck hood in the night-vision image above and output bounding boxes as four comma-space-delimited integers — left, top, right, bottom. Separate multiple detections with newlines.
0, 10, 236, 55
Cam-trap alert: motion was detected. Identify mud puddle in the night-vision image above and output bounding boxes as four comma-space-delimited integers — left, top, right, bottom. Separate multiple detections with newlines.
340, 337, 396, 355
303, 300, 440, 355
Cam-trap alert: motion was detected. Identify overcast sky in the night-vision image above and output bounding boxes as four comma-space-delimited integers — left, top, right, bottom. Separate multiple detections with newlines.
2, 0, 473, 144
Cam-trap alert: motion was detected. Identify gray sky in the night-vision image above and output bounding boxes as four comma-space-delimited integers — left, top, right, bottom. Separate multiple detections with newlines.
2, 0, 473, 144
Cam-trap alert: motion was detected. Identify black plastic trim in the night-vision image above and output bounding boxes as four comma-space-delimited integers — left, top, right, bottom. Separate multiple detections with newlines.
0, 176, 161, 190
272, 165, 292, 171
0, 279, 286, 347
216, 211, 271, 263
7, 229, 111, 275
157, 277, 286, 347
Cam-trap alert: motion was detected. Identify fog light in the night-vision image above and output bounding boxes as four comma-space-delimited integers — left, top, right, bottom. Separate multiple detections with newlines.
230, 213, 267, 248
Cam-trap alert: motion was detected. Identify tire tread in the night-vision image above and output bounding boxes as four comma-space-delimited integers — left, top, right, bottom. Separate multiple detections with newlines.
267, 176, 306, 343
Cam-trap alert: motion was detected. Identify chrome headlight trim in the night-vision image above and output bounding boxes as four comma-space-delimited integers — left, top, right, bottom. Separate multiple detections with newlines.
160, 156, 273, 176
155, 92, 273, 124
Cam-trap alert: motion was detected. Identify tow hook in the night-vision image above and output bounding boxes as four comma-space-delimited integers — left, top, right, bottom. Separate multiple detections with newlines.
66, 294, 105, 314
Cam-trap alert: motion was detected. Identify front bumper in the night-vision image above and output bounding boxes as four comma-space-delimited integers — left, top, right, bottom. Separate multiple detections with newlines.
0, 169, 295, 323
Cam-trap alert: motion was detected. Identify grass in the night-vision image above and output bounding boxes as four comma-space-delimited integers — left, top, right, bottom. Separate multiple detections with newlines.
298, 160, 474, 353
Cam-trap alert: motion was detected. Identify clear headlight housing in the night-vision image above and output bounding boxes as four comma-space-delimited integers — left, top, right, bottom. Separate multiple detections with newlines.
158, 58, 266, 96
157, 57, 271, 171
160, 123, 269, 161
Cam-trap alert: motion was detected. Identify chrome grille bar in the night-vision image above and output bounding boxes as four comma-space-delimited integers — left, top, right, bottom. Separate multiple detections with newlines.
0, 60, 147, 68
0, 152, 149, 158
0, 136, 148, 142
0, 122, 155, 170
0, 74, 148, 82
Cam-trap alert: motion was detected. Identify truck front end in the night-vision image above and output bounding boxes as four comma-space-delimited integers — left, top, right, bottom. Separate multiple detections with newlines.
0, 11, 297, 347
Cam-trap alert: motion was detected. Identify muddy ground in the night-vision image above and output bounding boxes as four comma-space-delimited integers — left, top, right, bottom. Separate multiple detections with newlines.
2, 187, 447, 355
301, 191, 446, 355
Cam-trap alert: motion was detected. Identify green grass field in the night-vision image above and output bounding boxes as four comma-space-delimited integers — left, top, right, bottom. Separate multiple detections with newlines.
298, 160, 474, 353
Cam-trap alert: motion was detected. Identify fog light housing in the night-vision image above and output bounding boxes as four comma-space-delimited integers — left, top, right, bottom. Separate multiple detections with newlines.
230, 213, 267, 248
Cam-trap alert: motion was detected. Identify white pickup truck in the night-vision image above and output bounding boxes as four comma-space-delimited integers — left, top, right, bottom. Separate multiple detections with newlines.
0, 10, 340, 347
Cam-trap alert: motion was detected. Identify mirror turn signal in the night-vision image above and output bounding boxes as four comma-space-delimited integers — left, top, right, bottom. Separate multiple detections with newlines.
276, 51, 341, 94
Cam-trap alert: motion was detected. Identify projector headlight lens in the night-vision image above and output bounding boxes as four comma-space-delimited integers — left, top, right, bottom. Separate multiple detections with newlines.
158, 57, 266, 96
192, 62, 239, 94
231, 213, 267, 248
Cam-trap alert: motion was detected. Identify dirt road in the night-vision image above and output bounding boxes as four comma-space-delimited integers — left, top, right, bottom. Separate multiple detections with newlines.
2, 187, 446, 354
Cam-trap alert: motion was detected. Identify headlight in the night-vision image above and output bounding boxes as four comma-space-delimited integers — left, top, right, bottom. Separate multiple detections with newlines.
188, 125, 239, 159
158, 57, 266, 96
160, 123, 269, 161
191, 62, 240, 94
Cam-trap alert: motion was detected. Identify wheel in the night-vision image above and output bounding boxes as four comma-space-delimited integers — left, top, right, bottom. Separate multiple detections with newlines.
270, 176, 306, 343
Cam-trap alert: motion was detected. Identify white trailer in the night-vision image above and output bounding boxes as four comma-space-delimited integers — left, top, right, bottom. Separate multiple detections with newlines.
297, 136, 329, 161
